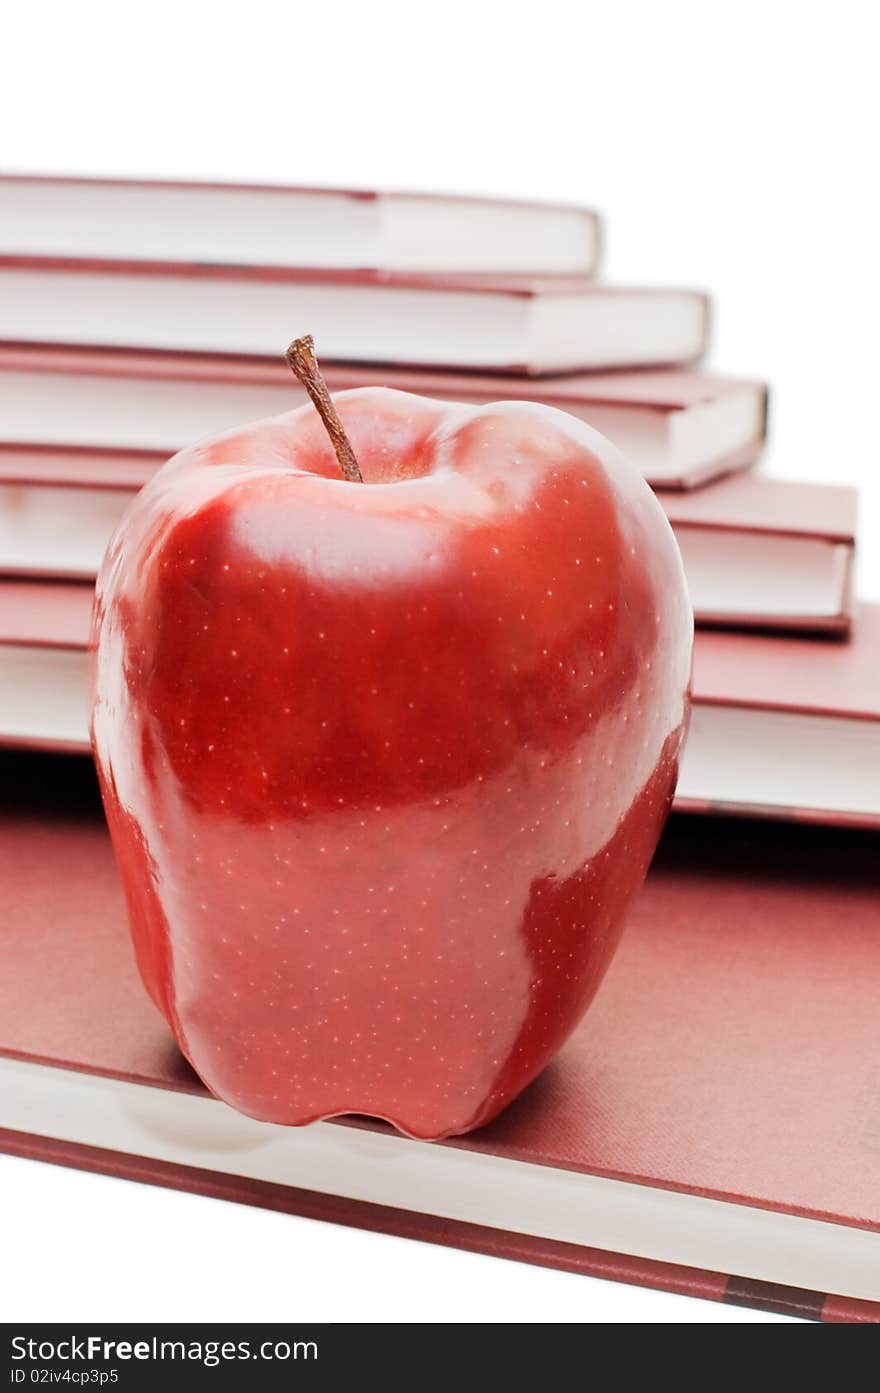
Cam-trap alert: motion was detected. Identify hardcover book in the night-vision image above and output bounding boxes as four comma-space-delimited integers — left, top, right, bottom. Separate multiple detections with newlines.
0, 753, 877, 1322
678, 607, 880, 826
0, 446, 162, 581
659, 473, 856, 635
1, 439, 788, 589
0, 175, 602, 277
0, 348, 764, 489
0, 261, 708, 375
1, 582, 878, 827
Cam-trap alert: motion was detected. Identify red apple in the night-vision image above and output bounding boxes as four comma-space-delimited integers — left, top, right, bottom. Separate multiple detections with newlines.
91, 337, 691, 1140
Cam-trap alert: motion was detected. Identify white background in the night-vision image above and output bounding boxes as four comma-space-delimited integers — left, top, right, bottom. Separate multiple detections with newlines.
2, 0, 877, 1325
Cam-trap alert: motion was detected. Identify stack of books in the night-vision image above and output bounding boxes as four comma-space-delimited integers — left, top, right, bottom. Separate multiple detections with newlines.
0, 174, 877, 1321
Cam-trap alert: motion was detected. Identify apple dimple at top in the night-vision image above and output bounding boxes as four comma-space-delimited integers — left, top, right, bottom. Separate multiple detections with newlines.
90, 336, 692, 1141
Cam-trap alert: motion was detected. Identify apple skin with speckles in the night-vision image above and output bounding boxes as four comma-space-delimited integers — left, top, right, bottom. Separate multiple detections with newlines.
90, 387, 692, 1140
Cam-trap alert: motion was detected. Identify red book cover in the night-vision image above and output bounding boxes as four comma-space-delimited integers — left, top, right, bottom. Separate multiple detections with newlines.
660, 472, 856, 541
0, 753, 878, 1321
0, 577, 94, 649
657, 473, 857, 634
0, 581, 94, 755
0, 443, 164, 490
0, 260, 709, 376
692, 603, 880, 722
0, 346, 761, 489
677, 606, 880, 829
0, 174, 602, 277
0, 448, 168, 585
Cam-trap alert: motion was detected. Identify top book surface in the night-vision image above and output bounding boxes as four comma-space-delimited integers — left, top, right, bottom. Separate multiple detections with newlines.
0, 261, 708, 375
1, 755, 878, 1307
0, 349, 754, 488
0, 175, 602, 277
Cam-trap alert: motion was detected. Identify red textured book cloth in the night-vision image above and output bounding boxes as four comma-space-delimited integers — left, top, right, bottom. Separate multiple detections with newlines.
0, 753, 877, 1321
0, 347, 762, 489
657, 473, 857, 634
0, 442, 162, 490
1, 583, 878, 826
692, 606, 880, 721
0, 174, 602, 277
679, 605, 880, 826
0, 259, 708, 375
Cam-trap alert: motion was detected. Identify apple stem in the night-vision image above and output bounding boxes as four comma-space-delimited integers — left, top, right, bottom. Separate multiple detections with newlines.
285, 335, 364, 483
